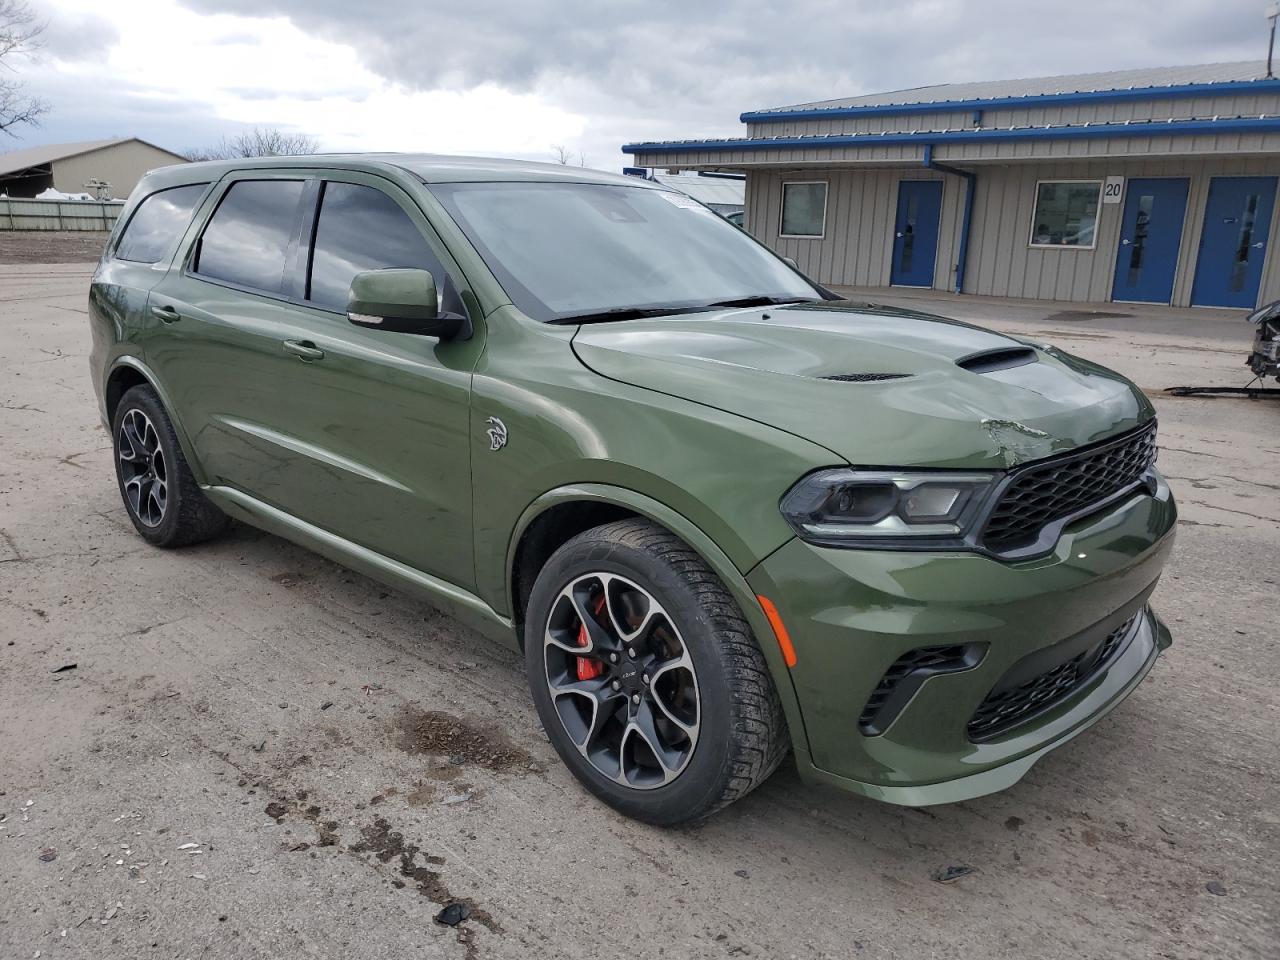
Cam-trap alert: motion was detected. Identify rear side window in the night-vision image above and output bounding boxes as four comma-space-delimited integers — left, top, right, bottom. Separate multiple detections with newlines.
114, 184, 208, 263
195, 180, 305, 293
307, 181, 444, 312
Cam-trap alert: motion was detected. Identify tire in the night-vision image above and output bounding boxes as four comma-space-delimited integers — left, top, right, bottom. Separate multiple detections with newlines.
524, 518, 788, 825
111, 384, 229, 547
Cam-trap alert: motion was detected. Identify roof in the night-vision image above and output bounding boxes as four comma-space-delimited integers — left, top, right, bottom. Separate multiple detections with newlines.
751, 60, 1273, 115
143, 153, 660, 188
651, 173, 744, 206
624, 114, 1280, 156
0, 137, 188, 176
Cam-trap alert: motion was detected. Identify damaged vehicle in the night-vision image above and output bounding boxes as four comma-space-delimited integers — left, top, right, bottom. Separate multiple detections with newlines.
89, 156, 1176, 825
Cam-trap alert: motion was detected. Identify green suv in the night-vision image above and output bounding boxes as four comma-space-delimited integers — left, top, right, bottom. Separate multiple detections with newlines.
90, 155, 1175, 824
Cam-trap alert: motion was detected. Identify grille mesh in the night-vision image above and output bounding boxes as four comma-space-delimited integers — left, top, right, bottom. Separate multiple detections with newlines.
981, 422, 1157, 554
967, 616, 1137, 741
859, 645, 973, 734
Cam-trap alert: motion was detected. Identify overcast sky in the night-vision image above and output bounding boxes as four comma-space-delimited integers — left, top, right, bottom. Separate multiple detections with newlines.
11, 0, 1278, 169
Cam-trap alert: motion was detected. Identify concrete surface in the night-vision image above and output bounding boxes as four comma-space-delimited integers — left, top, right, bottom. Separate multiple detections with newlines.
2, 262, 1277, 960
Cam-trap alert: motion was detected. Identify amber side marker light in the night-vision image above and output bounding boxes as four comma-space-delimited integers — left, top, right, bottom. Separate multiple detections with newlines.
756, 595, 797, 668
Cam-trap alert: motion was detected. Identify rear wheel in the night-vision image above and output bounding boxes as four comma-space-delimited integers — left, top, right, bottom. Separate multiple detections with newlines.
524, 518, 788, 825
111, 385, 228, 547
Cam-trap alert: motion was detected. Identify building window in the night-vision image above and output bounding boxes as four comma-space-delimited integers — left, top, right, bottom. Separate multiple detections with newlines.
1029, 180, 1101, 248
780, 181, 827, 238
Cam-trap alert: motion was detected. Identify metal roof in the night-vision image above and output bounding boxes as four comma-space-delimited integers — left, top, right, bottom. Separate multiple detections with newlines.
0, 137, 187, 176
623, 113, 1280, 156
752, 60, 1272, 114
651, 173, 744, 206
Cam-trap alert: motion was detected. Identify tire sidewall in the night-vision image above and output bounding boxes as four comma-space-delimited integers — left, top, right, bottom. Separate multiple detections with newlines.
524, 535, 737, 825
111, 386, 184, 546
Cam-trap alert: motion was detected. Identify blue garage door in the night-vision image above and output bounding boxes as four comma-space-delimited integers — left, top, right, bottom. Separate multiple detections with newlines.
1191, 176, 1277, 308
1111, 178, 1189, 304
890, 181, 942, 287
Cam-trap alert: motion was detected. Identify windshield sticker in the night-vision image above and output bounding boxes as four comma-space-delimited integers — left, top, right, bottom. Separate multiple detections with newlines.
658, 192, 714, 212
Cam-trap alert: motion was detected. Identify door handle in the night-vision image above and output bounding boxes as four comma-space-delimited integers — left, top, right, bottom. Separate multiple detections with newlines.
151, 305, 181, 323
895, 232, 904, 238
282, 339, 325, 362
1121, 238, 1131, 245
1253, 241, 1266, 248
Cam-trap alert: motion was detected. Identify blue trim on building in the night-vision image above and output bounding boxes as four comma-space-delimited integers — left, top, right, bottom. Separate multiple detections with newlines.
738, 78, 1280, 123
622, 115, 1280, 155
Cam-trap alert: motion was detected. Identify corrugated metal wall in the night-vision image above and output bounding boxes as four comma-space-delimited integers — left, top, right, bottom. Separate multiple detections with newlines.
53, 142, 187, 201
746, 93, 1280, 138
744, 155, 1280, 306
0, 197, 125, 231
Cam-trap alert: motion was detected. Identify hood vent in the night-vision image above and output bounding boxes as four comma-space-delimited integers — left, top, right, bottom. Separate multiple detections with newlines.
956, 347, 1038, 375
821, 372, 912, 382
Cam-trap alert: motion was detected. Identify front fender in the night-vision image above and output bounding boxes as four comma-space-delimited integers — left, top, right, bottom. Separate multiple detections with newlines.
506, 483, 813, 769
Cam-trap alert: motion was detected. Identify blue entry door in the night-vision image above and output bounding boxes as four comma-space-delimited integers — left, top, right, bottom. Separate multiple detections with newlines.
1111, 178, 1189, 304
1191, 176, 1278, 308
890, 180, 943, 287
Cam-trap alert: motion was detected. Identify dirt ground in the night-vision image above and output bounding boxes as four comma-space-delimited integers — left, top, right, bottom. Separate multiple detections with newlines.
1, 263, 1277, 959
0, 231, 109, 265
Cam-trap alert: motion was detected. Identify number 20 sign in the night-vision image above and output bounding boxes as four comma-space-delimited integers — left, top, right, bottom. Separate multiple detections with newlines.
1102, 176, 1125, 204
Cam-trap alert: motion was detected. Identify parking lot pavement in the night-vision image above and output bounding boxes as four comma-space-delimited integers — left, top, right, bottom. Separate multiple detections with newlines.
2, 262, 1277, 960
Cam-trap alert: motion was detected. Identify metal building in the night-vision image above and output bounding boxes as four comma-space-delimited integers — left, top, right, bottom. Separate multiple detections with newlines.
0, 138, 187, 200
624, 62, 1280, 309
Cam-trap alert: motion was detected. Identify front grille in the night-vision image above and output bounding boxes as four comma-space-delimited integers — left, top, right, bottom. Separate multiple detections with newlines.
981, 422, 1157, 555
859, 644, 982, 735
967, 615, 1138, 741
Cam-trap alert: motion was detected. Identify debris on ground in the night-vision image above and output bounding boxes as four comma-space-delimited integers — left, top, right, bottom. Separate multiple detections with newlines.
176, 842, 201, 851
264, 801, 288, 820
52, 663, 77, 673
441, 791, 473, 806
734, 869, 750, 878
931, 865, 976, 884
434, 902, 472, 926
1206, 880, 1228, 896
320, 701, 334, 710
38, 847, 56, 862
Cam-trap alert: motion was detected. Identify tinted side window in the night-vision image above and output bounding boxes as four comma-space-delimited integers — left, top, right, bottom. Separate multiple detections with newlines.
307, 181, 444, 311
195, 180, 305, 293
115, 184, 208, 263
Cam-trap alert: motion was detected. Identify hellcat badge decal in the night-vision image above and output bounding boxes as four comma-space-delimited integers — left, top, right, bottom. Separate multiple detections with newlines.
485, 416, 508, 451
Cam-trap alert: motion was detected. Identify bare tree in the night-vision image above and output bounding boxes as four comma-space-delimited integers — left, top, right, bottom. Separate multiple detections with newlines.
184, 127, 319, 161
551, 144, 590, 167
0, 0, 47, 137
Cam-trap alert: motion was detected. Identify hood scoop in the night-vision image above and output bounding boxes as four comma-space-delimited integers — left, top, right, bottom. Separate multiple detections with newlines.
821, 372, 912, 382
956, 347, 1038, 375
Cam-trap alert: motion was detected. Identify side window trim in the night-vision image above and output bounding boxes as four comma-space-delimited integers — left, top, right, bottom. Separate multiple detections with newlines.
303, 175, 470, 319
110, 182, 211, 264
186, 174, 315, 302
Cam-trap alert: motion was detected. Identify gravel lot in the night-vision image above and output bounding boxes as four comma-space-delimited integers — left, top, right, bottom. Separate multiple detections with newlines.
0, 231, 109, 264
1, 262, 1277, 960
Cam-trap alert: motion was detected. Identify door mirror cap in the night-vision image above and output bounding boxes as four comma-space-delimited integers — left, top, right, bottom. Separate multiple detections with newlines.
346, 268, 466, 339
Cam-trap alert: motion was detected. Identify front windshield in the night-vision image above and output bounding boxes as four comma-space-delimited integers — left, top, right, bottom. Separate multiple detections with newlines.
429, 181, 822, 322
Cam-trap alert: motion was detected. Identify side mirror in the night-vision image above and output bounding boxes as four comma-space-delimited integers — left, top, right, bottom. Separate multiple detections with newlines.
346, 268, 467, 340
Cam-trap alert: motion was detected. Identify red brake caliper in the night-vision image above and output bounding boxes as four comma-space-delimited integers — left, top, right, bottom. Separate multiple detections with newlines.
575, 594, 607, 681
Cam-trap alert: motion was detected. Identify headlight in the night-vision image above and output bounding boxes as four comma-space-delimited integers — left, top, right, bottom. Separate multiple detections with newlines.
779, 469, 999, 547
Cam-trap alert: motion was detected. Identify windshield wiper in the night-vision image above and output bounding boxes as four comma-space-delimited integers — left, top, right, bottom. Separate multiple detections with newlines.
705, 295, 819, 308
549, 305, 716, 325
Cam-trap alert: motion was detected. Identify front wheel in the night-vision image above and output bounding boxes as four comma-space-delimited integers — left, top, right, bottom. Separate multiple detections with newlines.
524, 519, 788, 825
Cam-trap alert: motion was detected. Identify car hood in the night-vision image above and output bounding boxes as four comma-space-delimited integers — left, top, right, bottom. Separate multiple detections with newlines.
570, 302, 1152, 469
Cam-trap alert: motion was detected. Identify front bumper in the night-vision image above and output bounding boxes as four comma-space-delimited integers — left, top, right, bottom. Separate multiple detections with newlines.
748, 479, 1176, 805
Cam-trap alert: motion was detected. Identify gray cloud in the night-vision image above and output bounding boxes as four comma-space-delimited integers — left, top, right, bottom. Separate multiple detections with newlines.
174, 0, 1273, 165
